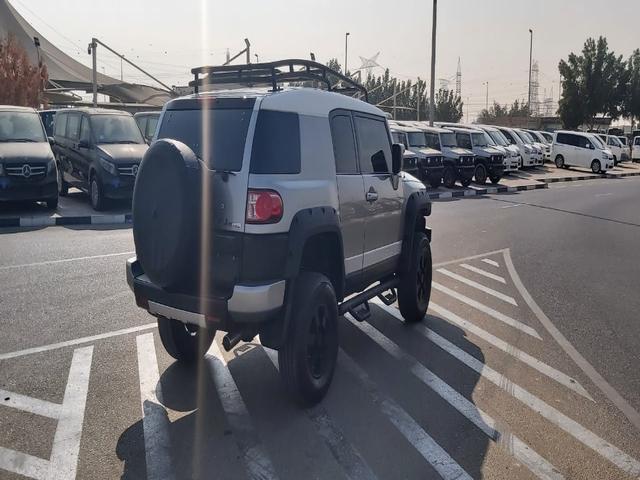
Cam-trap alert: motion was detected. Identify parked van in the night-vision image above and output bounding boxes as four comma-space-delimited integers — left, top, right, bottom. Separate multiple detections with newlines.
552, 130, 614, 173
597, 134, 627, 164
134, 111, 161, 144
52, 108, 148, 210
449, 127, 505, 184
514, 129, 544, 165
497, 126, 538, 167
389, 123, 443, 187
475, 125, 521, 172
632, 136, 640, 162
525, 129, 551, 162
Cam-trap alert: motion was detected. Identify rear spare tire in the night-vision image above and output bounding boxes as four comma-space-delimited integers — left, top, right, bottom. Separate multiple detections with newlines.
133, 139, 201, 290
158, 316, 215, 363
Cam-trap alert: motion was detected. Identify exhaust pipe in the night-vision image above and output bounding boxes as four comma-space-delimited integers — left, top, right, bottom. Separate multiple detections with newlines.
222, 331, 243, 351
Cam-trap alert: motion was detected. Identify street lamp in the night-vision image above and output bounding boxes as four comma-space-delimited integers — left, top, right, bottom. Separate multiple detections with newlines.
429, 0, 437, 126
344, 32, 350, 75
483, 81, 489, 110
528, 28, 533, 115
255, 53, 259, 63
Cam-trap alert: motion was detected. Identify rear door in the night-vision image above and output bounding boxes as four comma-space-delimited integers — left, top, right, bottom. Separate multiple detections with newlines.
329, 111, 366, 279
353, 113, 403, 277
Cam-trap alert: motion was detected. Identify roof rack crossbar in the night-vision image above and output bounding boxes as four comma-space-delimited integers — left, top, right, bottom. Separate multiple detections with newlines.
189, 59, 368, 101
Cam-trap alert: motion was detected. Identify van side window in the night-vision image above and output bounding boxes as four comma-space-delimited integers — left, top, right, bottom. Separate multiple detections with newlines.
582, 137, 593, 149
330, 114, 358, 174
354, 115, 391, 174
66, 114, 81, 140
556, 133, 569, 145
80, 116, 91, 143
146, 116, 159, 140
456, 133, 472, 149
54, 114, 66, 137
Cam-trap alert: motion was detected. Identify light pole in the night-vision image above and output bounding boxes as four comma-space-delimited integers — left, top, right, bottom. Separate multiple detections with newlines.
344, 32, 350, 75
483, 81, 489, 110
528, 28, 533, 115
429, 0, 437, 126
255, 53, 259, 63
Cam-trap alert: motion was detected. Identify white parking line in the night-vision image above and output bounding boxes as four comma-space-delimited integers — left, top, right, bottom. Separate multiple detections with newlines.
0, 388, 62, 419
460, 264, 506, 284
431, 282, 540, 339
48, 346, 93, 480
207, 341, 279, 480
263, 347, 379, 480
136, 334, 175, 480
437, 268, 518, 306
338, 349, 472, 480
428, 302, 593, 400
0, 251, 134, 271
0, 446, 49, 480
345, 314, 563, 480
481, 258, 500, 268
433, 248, 508, 268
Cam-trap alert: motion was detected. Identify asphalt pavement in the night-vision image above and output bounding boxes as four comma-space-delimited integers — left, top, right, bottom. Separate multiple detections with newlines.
1, 175, 639, 479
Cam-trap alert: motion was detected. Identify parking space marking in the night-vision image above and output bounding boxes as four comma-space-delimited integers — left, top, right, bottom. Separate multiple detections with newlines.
338, 349, 472, 480
433, 248, 508, 269
460, 264, 506, 284
0, 388, 62, 419
263, 347, 379, 480
503, 250, 640, 431
429, 303, 593, 400
136, 333, 175, 480
437, 268, 518, 306
345, 313, 563, 480
207, 340, 279, 480
432, 282, 540, 339
0, 251, 134, 271
481, 258, 500, 268
0, 323, 156, 361
0, 446, 49, 480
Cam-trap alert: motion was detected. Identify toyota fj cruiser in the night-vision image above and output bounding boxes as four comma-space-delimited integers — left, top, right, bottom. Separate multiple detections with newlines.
127, 61, 433, 406
389, 122, 444, 187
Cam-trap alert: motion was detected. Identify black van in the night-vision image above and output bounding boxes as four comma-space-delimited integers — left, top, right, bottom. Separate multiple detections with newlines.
52, 108, 148, 210
0, 106, 58, 209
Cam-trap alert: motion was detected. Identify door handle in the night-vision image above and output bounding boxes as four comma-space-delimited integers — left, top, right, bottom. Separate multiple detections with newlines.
366, 189, 378, 202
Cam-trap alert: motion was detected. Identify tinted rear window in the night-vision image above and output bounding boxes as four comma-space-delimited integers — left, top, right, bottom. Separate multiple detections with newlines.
158, 108, 252, 171
250, 110, 301, 174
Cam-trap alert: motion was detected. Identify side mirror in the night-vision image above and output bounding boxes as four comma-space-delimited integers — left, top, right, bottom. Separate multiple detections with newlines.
78, 139, 90, 149
48, 136, 54, 146
392, 143, 404, 175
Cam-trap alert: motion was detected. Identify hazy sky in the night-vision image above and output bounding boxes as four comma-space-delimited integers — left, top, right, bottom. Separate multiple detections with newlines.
9, 0, 639, 118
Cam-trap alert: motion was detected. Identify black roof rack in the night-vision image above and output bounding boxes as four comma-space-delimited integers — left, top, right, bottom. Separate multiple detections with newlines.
189, 59, 368, 102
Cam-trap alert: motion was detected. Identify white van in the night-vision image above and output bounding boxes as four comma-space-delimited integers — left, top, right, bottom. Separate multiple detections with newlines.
552, 130, 614, 173
597, 134, 627, 164
497, 126, 538, 167
632, 136, 640, 162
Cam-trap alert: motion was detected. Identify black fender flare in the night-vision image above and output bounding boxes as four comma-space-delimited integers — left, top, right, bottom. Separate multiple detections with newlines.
260, 206, 345, 349
399, 190, 432, 274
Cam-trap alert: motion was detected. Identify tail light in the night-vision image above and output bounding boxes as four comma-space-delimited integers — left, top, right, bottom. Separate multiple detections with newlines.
246, 189, 283, 224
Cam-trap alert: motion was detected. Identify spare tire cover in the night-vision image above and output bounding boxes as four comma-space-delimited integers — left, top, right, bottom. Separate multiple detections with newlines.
133, 139, 201, 290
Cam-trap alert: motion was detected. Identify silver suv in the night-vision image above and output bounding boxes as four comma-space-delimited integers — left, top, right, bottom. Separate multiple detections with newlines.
127, 60, 433, 405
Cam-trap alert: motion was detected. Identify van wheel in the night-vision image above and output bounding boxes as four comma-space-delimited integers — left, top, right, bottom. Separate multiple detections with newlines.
474, 163, 487, 184
158, 316, 216, 363
460, 177, 472, 187
443, 166, 456, 188
591, 160, 602, 174
57, 167, 68, 196
555, 155, 564, 169
278, 272, 338, 406
398, 232, 432, 323
90, 176, 105, 211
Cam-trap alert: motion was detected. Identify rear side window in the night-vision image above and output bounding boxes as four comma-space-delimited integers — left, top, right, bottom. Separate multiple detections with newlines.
251, 110, 301, 174
158, 108, 252, 171
330, 114, 358, 174
54, 113, 66, 137
66, 114, 81, 140
354, 115, 391, 174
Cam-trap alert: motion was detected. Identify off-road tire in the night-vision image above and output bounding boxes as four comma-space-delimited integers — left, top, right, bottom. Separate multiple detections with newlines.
474, 163, 488, 185
278, 272, 338, 406
555, 155, 564, 169
591, 160, 601, 174
443, 166, 456, 188
157, 316, 215, 363
398, 232, 432, 323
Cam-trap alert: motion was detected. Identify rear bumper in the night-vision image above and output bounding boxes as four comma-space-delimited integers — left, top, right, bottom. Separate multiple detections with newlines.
127, 257, 286, 329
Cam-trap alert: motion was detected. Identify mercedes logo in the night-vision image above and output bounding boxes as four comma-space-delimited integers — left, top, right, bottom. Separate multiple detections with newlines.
22, 164, 32, 178
132, 164, 139, 177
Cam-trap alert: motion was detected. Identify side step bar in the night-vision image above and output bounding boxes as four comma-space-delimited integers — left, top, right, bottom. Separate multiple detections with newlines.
338, 277, 399, 317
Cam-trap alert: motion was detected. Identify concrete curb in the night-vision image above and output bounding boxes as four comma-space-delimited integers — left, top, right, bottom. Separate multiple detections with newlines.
428, 182, 547, 200
540, 170, 640, 184
0, 213, 132, 228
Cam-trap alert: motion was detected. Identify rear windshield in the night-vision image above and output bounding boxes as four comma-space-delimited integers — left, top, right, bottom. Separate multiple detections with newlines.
157, 108, 252, 171
91, 115, 145, 145
0, 111, 46, 143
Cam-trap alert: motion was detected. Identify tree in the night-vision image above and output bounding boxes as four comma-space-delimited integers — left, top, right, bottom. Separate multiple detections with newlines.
508, 99, 530, 117
623, 49, 640, 127
0, 34, 48, 107
477, 100, 527, 123
558, 36, 628, 129
433, 88, 463, 122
